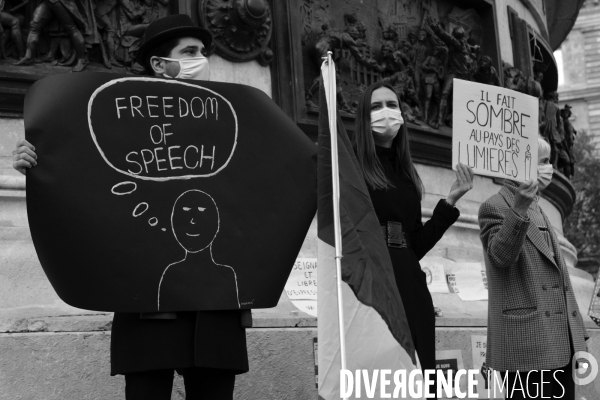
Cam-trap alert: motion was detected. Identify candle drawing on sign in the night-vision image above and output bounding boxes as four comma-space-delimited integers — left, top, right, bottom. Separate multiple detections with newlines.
525, 145, 531, 181
157, 189, 240, 310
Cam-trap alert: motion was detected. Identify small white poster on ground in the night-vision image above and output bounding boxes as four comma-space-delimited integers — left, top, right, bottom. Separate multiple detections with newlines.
284, 258, 317, 316
447, 262, 488, 301
471, 335, 505, 399
452, 79, 539, 183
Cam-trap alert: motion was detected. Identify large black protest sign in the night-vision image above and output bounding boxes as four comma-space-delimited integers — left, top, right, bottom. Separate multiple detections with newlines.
25, 73, 317, 312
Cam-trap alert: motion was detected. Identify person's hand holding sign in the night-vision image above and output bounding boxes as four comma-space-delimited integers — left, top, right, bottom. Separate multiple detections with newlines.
512, 180, 538, 218
12, 139, 37, 175
446, 163, 474, 206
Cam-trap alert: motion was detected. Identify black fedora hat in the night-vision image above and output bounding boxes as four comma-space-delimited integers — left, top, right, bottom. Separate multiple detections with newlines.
137, 14, 213, 69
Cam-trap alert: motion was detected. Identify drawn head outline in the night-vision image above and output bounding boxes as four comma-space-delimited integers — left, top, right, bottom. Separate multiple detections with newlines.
171, 189, 219, 253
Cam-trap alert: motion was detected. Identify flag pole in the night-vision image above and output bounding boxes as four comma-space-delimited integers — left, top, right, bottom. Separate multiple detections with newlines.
324, 51, 348, 396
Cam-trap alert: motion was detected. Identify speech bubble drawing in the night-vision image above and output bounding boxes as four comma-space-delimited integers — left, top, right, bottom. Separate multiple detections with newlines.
88, 78, 238, 181
133, 202, 149, 217
111, 181, 137, 195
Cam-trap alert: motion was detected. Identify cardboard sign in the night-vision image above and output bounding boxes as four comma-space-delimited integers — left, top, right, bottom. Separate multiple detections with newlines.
284, 258, 317, 317
452, 79, 539, 183
24, 73, 317, 312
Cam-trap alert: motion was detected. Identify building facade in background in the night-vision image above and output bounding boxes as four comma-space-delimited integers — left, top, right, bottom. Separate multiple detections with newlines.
558, 0, 600, 151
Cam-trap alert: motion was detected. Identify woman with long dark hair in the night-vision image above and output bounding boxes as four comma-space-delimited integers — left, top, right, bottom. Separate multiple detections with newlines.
352, 82, 474, 379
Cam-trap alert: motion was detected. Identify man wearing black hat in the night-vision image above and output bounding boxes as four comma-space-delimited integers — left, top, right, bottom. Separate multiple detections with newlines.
12, 14, 250, 400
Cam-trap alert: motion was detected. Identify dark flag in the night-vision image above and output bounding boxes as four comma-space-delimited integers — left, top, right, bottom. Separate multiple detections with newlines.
317, 60, 417, 399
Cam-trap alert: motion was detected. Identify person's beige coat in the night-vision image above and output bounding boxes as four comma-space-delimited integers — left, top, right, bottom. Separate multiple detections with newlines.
479, 183, 588, 371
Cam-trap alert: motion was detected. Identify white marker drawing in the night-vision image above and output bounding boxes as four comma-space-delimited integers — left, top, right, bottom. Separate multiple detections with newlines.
87, 77, 238, 181
525, 145, 532, 181
157, 189, 239, 310
111, 181, 137, 195
133, 202, 149, 217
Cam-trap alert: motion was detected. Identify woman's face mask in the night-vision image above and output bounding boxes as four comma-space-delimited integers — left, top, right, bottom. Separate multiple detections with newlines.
161, 56, 210, 81
371, 107, 404, 143
537, 163, 553, 190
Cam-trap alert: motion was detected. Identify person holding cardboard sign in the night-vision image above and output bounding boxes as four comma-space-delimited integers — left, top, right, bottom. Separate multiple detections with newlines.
479, 137, 588, 399
352, 82, 474, 394
13, 14, 250, 400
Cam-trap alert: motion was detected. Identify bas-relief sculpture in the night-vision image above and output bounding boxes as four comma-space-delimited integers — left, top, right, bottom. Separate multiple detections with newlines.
300, 0, 497, 132
298, 0, 575, 175
198, 0, 273, 66
0, 0, 170, 73
0, 0, 272, 73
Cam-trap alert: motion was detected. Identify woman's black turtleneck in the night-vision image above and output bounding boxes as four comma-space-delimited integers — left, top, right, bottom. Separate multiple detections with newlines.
367, 145, 460, 260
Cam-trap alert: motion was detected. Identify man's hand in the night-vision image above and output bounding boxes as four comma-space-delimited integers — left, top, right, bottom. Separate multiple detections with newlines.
513, 180, 538, 217
12, 139, 37, 175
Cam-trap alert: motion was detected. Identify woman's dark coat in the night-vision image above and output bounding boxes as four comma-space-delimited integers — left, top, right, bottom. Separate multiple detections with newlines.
368, 145, 459, 372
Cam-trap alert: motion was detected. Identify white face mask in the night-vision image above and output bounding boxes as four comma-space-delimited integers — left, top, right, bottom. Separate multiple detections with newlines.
161, 56, 210, 80
371, 108, 404, 139
537, 163, 553, 190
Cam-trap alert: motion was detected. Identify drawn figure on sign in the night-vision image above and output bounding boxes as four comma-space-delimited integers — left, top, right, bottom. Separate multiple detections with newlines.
157, 189, 239, 310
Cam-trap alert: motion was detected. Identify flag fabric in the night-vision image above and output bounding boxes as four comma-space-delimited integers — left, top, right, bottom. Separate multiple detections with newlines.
317, 61, 418, 399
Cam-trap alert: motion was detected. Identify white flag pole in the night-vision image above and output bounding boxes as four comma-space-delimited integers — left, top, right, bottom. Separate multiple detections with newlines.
321, 51, 348, 399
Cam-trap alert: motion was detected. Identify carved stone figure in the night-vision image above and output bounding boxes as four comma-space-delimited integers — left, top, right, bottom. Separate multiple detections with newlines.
0, 0, 24, 59
530, 65, 545, 98
383, 68, 421, 122
412, 29, 430, 109
560, 104, 576, 179
421, 46, 445, 127
114, 0, 169, 72
428, 16, 479, 127
473, 55, 499, 86
404, 32, 416, 66
306, 14, 380, 113
200, 0, 273, 65
313, 14, 377, 70
542, 91, 564, 167
13, 0, 91, 72
502, 62, 527, 93
379, 26, 403, 76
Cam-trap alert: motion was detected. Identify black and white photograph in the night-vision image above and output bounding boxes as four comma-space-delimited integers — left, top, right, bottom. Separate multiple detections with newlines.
1, 0, 599, 399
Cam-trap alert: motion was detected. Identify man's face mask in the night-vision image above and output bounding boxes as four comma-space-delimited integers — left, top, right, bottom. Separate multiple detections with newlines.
537, 163, 553, 190
371, 108, 404, 138
161, 55, 210, 81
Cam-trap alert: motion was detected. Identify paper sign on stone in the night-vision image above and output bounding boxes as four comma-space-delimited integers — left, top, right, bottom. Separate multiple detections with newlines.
471, 335, 505, 399
452, 79, 539, 183
447, 262, 488, 301
284, 258, 317, 317
420, 256, 451, 294
24, 73, 317, 313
